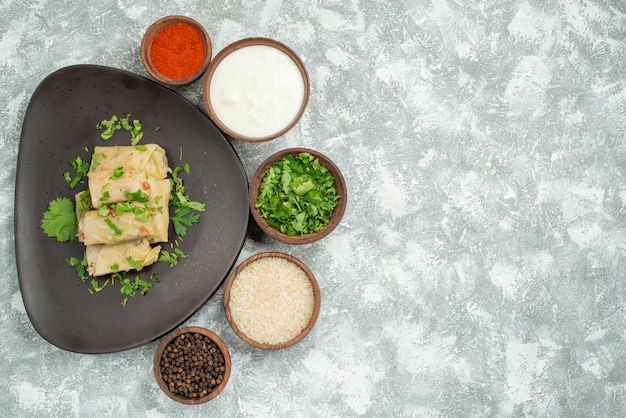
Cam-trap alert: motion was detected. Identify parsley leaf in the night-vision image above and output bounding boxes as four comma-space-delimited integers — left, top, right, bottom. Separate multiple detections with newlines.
110, 167, 124, 179
41, 197, 78, 242
171, 207, 200, 238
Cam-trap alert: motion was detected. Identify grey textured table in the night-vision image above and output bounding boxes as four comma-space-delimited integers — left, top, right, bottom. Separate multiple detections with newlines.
2, 1, 626, 417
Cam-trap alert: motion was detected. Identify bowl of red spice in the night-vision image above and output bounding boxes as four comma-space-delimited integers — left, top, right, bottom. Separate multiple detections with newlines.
153, 326, 231, 404
141, 16, 212, 87
223, 252, 321, 350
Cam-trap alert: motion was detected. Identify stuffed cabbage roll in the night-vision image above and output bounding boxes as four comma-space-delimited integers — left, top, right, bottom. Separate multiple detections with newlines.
78, 179, 170, 245
88, 172, 167, 209
90, 144, 169, 180
86, 239, 161, 277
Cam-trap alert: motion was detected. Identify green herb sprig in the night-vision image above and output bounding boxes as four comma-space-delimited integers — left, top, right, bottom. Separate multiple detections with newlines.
41, 197, 78, 242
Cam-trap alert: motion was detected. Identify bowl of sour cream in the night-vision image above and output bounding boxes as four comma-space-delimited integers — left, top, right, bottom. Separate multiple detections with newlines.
202, 38, 310, 142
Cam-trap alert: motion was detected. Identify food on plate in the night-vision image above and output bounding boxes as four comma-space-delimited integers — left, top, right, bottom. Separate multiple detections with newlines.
85, 238, 161, 277
89, 144, 169, 180
77, 178, 170, 246
75, 145, 171, 273
41, 114, 205, 305
88, 172, 163, 209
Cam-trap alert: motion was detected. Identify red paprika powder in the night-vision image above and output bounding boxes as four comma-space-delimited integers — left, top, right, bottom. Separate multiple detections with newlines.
149, 22, 206, 80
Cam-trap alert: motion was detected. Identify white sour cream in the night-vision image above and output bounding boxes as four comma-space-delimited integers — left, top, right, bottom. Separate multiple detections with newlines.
209, 44, 306, 138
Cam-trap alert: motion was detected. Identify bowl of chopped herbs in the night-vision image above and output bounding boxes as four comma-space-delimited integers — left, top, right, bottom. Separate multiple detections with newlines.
249, 148, 347, 244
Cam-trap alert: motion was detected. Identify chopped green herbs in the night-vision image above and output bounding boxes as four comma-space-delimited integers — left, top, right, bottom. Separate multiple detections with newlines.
96, 115, 121, 140
110, 167, 124, 179
96, 114, 144, 144
90, 153, 102, 172
170, 164, 205, 211
64, 155, 90, 188
41, 197, 78, 242
119, 273, 160, 306
98, 201, 153, 222
89, 278, 109, 293
255, 152, 340, 236
159, 246, 188, 268
67, 255, 88, 280
99, 191, 111, 204
126, 256, 144, 271
124, 189, 149, 203
104, 218, 122, 235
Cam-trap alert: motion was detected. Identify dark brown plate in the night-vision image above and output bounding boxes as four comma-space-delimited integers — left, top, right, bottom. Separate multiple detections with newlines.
14, 65, 249, 354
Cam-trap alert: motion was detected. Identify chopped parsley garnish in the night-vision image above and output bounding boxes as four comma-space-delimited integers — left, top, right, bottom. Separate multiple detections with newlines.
159, 246, 188, 268
126, 256, 144, 271
104, 218, 122, 235
110, 167, 124, 179
89, 278, 109, 293
99, 201, 152, 222
125, 189, 149, 203
90, 153, 102, 172
97, 114, 144, 144
67, 255, 88, 280
170, 164, 205, 211
99, 190, 111, 204
96, 115, 121, 140
255, 152, 340, 236
119, 273, 159, 307
64, 155, 90, 188
41, 197, 78, 242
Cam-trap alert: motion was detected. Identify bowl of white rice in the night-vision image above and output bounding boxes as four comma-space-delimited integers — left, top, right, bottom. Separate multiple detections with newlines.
223, 252, 320, 350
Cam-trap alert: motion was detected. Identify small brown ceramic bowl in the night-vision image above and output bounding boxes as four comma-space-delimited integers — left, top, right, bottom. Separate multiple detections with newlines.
249, 148, 347, 244
223, 252, 321, 350
141, 16, 212, 87
202, 37, 310, 142
153, 326, 231, 404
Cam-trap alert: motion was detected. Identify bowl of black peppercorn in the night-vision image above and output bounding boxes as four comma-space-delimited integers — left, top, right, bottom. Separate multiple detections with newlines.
153, 326, 231, 404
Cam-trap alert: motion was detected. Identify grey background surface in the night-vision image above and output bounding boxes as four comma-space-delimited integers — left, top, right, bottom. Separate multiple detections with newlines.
1, 0, 626, 416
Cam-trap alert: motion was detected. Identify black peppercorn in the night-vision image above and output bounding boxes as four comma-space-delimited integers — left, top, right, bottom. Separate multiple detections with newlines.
159, 332, 226, 400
